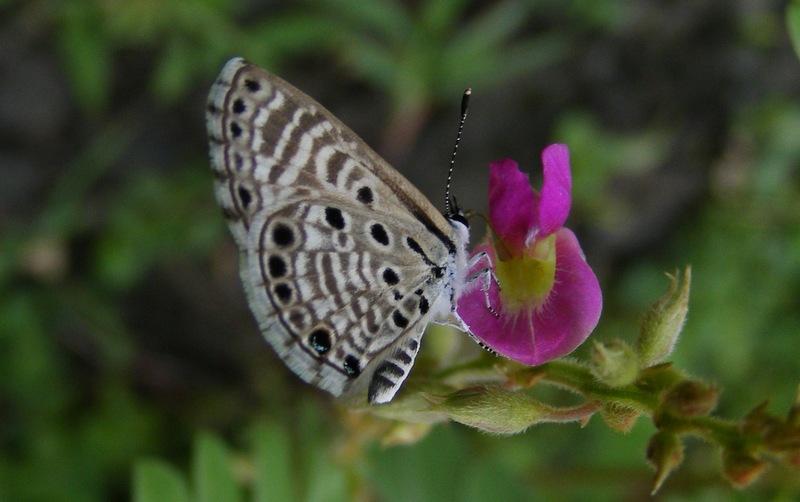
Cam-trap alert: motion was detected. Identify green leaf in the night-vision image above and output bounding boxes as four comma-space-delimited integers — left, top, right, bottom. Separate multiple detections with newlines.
251, 422, 296, 502
449, 0, 530, 54
133, 460, 190, 502
193, 432, 241, 502
787, 0, 800, 61
440, 33, 568, 97
151, 38, 196, 103
341, 39, 398, 90
57, 1, 113, 113
304, 451, 349, 502
419, 0, 472, 35
309, 0, 411, 44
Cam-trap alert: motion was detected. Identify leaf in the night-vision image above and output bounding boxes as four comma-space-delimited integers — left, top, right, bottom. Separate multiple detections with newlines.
151, 38, 196, 103
309, 0, 411, 44
251, 422, 296, 502
133, 460, 190, 502
57, 1, 113, 113
192, 432, 241, 502
787, 0, 800, 61
449, 0, 530, 53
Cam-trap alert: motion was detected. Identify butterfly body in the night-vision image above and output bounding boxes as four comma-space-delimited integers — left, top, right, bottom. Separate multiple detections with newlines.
206, 58, 470, 403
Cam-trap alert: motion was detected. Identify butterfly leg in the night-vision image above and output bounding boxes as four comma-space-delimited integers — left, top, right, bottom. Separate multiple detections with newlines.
464, 251, 500, 318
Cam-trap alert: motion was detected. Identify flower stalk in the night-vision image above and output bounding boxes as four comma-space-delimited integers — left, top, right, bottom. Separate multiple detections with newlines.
352, 266, 799, 493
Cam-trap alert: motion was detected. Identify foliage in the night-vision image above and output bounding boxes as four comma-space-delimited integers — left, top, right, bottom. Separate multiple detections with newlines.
134, 418, 351, 502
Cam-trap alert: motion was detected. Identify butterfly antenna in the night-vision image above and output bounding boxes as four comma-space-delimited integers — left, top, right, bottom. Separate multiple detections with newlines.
444, 87, 471, 217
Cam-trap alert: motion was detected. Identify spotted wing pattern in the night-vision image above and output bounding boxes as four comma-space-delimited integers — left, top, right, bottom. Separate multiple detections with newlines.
206, 58, 465, 403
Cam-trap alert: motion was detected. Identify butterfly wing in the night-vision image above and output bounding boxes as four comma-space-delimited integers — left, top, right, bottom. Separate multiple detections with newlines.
206, 58, 462, 403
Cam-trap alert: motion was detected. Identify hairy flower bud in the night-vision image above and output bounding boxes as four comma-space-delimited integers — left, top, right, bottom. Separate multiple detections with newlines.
661, 380, 720, 417
637, 267, 691, 367
428, 387, 551, 435
600, 403, 641, 433
646, 431, 684, 494
721, 449, 770, 488
591, 339, 639, 388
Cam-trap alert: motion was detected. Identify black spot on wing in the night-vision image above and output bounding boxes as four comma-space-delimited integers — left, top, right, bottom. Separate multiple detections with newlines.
232, 99, 246, 114
392, 311, 409, 329
343, 355, 361, 377
382, 268, 399, 286
274, 283, 292, 303
267, 256, 287, 278
237, 186, 252, 208
273, 224, 294, 247
357, 186, 373, 204
370, 224, 389, 246
418, 296, 429, 315
324, 207, 345, 229
308, 329, 331, 354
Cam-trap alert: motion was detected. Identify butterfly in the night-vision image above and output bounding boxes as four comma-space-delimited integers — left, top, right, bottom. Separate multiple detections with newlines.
206, 57, 478, 404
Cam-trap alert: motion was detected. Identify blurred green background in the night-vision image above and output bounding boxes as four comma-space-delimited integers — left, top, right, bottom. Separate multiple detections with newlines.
2, 0, 800, 500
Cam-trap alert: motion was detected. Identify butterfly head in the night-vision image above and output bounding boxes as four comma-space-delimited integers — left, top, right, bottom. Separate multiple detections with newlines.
446, 196, 469, 225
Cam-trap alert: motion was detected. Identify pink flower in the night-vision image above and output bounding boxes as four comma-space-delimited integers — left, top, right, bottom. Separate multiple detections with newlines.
458, 144, 602, 365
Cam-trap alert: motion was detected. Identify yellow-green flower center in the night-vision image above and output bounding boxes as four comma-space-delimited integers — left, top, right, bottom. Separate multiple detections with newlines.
495, 234, 556, 311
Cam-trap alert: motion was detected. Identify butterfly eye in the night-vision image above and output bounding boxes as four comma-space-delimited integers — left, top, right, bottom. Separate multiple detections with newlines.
449, 213, 469, 229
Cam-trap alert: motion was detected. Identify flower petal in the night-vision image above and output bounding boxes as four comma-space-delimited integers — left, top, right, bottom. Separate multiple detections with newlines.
456, 243, 515, 353
488, 159, 536, 253
537, 144, 572, 236
525, 228, 602, 363
457, 229, 601, 365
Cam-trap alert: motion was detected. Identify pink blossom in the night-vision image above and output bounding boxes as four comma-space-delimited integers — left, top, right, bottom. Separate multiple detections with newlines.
458, 144, 602, 365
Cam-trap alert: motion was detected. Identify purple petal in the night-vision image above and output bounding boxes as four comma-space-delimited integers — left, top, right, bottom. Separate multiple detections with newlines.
488, 159, 536, 253
525, 228, 602, 363
457, 243, 514, 353
537, 144, 572, 236
457, 229, 601, 365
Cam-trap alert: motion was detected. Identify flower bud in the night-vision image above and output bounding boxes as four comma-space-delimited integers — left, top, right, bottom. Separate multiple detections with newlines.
661, 380, 720, 417
637, 267, 691, 368
600, 403, 641, 433
646, 431, 684, 494
721, 449, 770, 488
741, 400, 780, 436
590, 340, 639, 388
427, 386, 551, 435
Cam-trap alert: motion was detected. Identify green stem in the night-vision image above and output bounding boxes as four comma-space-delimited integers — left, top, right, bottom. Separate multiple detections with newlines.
518, 359, 661, 412
433, 356, 779, 455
